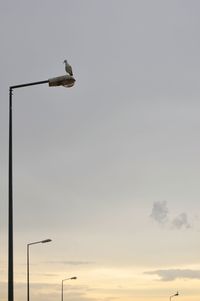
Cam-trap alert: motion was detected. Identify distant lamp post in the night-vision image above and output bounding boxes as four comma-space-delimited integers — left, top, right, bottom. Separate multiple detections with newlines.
27, 239, 52, 301
8, 73, 75, 301
61, 277, 77, 301
170, 292, 179, 301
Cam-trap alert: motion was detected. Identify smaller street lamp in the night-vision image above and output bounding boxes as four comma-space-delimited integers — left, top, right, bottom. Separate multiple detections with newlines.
170, 292, 179, 301
61, 277, 77, 301
27, 239, 52, 301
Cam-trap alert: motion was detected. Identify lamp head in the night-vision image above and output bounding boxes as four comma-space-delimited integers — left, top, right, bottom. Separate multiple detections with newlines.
49, 75, 75, 88
41, 239, 52, 243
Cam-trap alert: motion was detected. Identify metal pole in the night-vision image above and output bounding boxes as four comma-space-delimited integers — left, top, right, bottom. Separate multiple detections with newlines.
10, 80, 49, 90
8, 80, 48, 301
8, 87, 13, 301
27, 244, 30, 301
61, 280, 64, 301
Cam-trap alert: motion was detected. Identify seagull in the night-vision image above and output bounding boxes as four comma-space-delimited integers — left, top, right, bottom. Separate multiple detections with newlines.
63, 59, 73, 76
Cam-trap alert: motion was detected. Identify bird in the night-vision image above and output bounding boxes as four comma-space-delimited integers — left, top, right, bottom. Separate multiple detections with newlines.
63, 59, 73, 76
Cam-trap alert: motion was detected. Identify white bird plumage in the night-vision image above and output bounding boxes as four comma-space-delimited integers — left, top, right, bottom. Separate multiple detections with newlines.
63, 59, 73, 76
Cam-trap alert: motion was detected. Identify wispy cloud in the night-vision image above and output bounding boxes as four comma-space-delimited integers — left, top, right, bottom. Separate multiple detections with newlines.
150, 201, 169, 224
44, 260, 94, 265
145, 269, 200, 281
171, 213, 191, 229
43, 273, 58, 277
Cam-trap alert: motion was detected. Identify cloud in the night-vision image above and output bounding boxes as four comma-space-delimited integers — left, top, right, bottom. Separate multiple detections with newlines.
43, 273, 58, 277
171, 213, 191, 229
145, 269, 200, 281
44, 260, 94, 265
150, 201, 169, 224
150, 202, 192, 230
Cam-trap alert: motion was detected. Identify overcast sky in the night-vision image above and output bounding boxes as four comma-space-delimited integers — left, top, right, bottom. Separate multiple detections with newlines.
1, 1, 200, 301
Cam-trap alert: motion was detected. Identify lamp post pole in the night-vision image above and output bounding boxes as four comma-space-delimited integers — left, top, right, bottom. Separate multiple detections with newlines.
27, 239, 52, 301
61, 277, 77, 301
8, 87, 14, 301
8, 75, 75, 301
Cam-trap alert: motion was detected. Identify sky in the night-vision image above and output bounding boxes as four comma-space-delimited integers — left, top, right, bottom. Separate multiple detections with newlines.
1, 1, 200, 301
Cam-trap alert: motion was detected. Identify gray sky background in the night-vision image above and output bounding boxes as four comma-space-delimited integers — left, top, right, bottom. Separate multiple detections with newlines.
1, 1, 200, 301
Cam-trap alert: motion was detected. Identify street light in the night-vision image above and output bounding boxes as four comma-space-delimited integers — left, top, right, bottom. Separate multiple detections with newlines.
61, 277, 77, 301
170, 292, 179, 301
8, 74, 75, 301
27, 239, 52, 301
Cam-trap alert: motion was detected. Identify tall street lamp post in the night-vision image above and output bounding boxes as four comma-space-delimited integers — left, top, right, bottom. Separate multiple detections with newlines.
8, 74, 75, 301
27, 239, 52, 301
61, 277, 77, 301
